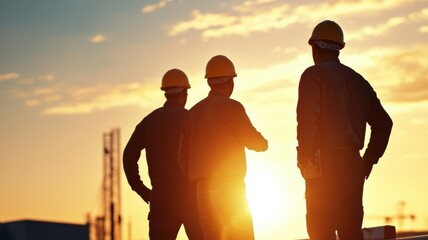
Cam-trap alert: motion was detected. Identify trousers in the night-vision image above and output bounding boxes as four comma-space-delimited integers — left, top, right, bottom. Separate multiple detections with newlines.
149, 183, 202, 240
196, 179, 254, 240
305, 149, 365, 240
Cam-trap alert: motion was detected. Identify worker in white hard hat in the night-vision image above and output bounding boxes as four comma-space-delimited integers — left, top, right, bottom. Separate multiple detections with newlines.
296, 20, 393, 240
178, 55, 268, 240
123, 69, 202, 239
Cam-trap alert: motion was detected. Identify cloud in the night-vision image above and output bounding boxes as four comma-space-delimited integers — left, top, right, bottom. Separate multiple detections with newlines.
7, 85, 62, 108
409, 7, 428, 22
347, 17, 406, 41
41, 83, 160, 115
38, 45, 428, 116
38, 73, 55, 81
348, 7, 428, 41
142, 0, 171, 14
168, 10, 237, 37
32, 87, 57, 96
0, 72, 20, 82
168, 0, 418, 40
388, 75, 428, 103
90, 34, 107, 43
344, 45, 428, 103
25, 99, 42, 107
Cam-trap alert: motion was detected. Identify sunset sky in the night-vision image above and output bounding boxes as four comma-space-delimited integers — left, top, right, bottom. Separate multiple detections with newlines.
1, 0, 427, 239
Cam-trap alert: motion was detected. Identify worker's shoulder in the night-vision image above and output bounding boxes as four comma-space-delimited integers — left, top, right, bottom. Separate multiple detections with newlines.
227, 97, 244, 107
220, 98, 246, 114
144, 105, 186, 120
304, 60, 342, 71
304, 61, 362, 77
189, 96, 244, 111
210, 94, 244, 108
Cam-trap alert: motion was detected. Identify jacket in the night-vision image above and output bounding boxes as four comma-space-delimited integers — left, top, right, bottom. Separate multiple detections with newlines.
178, 90, 268, 181
297, 56, 393, 166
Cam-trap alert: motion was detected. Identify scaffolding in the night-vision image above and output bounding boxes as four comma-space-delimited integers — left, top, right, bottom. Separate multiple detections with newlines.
89, 128, 122, 240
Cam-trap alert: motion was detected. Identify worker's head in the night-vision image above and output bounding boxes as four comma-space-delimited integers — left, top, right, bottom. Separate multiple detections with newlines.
309, 20, 345, 50
309, 20, 344, 63
161, 68, 190, 106
205, 55, 236, 97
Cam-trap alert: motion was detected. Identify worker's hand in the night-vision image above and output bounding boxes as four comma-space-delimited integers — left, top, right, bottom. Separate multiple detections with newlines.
138, 186, 152, 204
363, 158, 374, 180
302, 162, 322, 180
297, 147, 321, 181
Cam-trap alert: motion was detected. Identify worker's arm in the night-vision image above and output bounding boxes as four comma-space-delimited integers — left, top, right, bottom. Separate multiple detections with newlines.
363, 96, 393, 166
296, 69, 320, 170
177, 115, 190, 176
229, 101, 268, 152
123, 121, 151, 203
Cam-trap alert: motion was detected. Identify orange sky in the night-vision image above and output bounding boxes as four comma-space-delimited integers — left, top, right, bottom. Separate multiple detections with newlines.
1, 0, 427, 239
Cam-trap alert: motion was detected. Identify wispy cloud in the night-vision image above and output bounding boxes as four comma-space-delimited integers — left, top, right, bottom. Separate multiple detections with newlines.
41, 83, 160, 115
0, 72, 20, 82
90, 34, 107, 43
25, 99, 42, 107
32, 87, 57, 96
348, 7, 428, 41
31, 46, 428, 115
142, 0, 171, 14
168, 0, 419, 40
347, 17, 406, 41
38, 73, 55, 81
169, 10, 237, 37
343, 45, 428, 103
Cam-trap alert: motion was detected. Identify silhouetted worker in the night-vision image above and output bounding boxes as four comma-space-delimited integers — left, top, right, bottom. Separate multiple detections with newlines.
178, 55, 268, 240
296, 20, 393, 240
123, 69, 203, 240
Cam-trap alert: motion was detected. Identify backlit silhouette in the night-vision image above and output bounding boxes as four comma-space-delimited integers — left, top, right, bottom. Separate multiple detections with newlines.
178, 55, 268, 240
123, 69, 202, 239
296, 20, 393, 240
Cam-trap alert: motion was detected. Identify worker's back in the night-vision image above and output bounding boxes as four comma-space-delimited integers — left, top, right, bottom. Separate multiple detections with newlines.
183, 91, 248, 181
139, 103, 189, 185
298, 59, 377, 150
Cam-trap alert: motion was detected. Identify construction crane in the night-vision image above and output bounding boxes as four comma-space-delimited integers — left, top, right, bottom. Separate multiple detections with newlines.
366, 201, 415, 232
385, 201, 416, 231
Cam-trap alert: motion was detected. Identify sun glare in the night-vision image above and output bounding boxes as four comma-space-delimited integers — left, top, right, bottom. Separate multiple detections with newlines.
246, 165, 290, 232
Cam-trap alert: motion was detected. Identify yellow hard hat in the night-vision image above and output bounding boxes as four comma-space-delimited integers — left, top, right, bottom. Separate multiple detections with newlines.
205, 55, 237, 79
161, 68, 191, 90
309, 20, 345, 50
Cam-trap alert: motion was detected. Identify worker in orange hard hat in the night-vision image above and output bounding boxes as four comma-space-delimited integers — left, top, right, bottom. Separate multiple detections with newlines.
123, 68, 202, 240
178, 55, 268, 240
296, 20, 393, 240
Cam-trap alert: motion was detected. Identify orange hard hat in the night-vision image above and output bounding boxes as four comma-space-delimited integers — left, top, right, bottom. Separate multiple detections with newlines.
161, 68, 191, 90
309, 20, 345, 50
205, 55, 237, 79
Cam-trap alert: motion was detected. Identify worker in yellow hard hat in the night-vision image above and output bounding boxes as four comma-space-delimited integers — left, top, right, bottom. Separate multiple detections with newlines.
123, 69, 202, 239
178, 55, 268, 240
296, 20, 393, 240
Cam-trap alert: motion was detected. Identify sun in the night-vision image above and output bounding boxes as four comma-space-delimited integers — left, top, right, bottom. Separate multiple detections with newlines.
245, 162, 291, 232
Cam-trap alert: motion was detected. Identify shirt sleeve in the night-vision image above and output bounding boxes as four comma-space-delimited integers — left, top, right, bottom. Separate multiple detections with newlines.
123, 119, 149, 195
296, 69, 321, 166
228, 101, 268, 152
177, 114, 190, 176
363, 94, 393, 164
